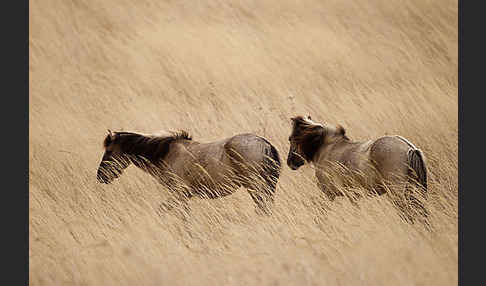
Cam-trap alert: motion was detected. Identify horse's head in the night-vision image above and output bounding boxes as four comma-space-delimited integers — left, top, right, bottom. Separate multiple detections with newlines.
97, 130, 131, 184
287, 115, 347, 170
287, 116, 322, 170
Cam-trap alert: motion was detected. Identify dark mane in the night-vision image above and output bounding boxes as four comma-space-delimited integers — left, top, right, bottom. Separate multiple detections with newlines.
291, 116, 310, 127
103, 134, 112, 148
291, 116, 325, 162
104, 130, 192, 165
291, 116, 350, 161
171, 130, 192, 141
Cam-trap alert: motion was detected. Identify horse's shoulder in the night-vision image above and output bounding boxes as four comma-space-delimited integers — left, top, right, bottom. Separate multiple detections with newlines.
164, 142, 191, 160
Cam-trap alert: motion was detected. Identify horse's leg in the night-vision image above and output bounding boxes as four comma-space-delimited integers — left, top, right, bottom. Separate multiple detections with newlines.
158, 190, 191, 220
383, 175, 429, 229
247, 189, 274, 216
316, 170, 338, 202
385, 178, 419, 225
390, 194, 413, 224
340, 171, 362, 207
319, 183, 336, 202
246, 173, 277, 216
405, 182, 431, 230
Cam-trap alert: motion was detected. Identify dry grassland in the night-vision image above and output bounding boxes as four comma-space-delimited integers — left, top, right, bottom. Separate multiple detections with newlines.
30, 0, 457, 285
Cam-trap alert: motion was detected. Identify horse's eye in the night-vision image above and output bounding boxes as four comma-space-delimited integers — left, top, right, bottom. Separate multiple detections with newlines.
288, 137, 292, 142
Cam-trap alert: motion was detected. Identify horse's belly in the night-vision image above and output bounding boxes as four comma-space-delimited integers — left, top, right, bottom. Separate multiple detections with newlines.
185, 167, 240, 199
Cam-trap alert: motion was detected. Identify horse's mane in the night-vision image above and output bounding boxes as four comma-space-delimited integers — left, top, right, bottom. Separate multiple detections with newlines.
292, 116, 349, 139
291, 116, 349, 161
103, 130, 192, 163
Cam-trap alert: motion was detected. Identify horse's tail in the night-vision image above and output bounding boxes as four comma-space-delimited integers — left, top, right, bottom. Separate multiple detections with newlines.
406, 146, 431, 228
394, 135, 427, 192
262, 140, 281, 187
407, 148, 428, 192
392, 136, 429, 226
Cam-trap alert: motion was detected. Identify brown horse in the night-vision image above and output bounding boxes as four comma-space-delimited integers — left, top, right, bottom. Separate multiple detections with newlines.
97, 130, 281, 215
286, 115, 428, 223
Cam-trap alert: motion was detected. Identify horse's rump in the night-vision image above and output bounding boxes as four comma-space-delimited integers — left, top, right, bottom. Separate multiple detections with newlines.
222, 134, 281, 187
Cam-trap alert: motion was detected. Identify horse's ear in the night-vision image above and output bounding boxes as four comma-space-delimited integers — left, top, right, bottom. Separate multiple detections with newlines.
108, 129, 117, 140
336, 124, 346, 136
290, 117, 298, 127
103, 130, 115, 148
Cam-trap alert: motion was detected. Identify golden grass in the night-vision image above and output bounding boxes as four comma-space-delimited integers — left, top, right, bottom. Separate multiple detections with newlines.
29, 0, 457, 285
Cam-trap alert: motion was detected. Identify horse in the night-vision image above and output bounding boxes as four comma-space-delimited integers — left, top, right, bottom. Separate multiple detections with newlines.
97, 129, 281, 215
286, 115, 428, 224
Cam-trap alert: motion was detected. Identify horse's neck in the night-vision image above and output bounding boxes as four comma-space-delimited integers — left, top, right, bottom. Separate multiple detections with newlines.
121, 139, 170, 166
158, 140, 199, 165
316, 137, 353, 161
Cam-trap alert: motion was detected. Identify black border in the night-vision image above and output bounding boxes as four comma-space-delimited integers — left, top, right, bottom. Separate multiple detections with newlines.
459, 0, 481, 284
3, 0, 29, 285
458, 0, 463, 283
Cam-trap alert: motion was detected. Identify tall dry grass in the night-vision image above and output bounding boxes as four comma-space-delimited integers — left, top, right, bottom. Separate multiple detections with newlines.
29, 0, 457, 285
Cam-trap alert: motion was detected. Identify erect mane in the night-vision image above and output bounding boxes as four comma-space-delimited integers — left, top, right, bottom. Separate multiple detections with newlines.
290, 116, 349, 161
291, 116, 349, 140
291, 116, 320, 128
173, 130, 192, 141
113, 130, 192, 144
291, 116, 325, 161
103, 130, 192, 164
291, 116, 324, 140
103, 134, 113, 148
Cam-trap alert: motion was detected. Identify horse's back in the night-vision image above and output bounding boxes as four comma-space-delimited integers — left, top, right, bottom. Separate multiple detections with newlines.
188, 139, 231, 162
224, 133, 281, 192
224, 133, 276, 163
369, 135, 415, 181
